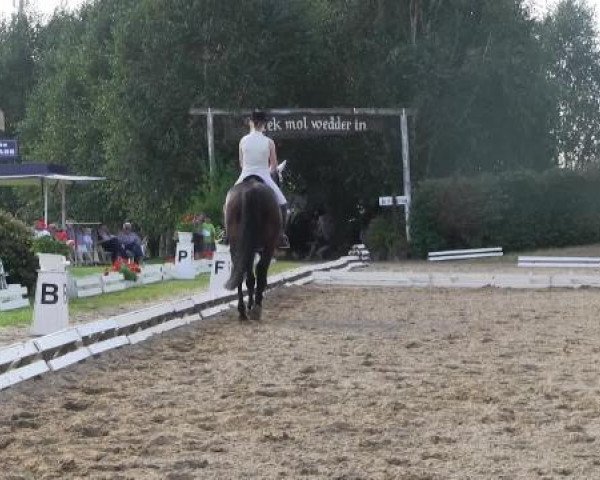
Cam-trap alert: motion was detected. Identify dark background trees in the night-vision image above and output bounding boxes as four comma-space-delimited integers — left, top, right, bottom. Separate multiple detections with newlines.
0, 0, 599, 252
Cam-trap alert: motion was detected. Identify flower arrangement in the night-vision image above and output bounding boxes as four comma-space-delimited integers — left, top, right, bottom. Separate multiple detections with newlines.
176, 214, 196, 233
106, 257, 141, 281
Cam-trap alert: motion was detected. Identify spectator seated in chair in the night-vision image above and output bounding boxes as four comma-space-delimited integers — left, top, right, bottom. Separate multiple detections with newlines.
97, 224, 125, 263
75, 227, 94, 264
118, 222, 144, 264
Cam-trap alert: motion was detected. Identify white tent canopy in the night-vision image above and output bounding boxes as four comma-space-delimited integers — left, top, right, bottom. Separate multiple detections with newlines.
0, 169, 105, 228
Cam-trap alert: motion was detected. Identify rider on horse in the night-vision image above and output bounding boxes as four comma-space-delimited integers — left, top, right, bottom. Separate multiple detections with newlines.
223, 110, 290, 249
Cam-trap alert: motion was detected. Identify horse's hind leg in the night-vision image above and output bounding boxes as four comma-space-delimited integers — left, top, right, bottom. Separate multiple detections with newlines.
246, 256, 256, 312
237, 283, 247, 320
252, 252, 272, 321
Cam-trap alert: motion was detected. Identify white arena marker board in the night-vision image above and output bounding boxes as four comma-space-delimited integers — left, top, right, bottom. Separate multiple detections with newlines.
33, 328, 81, 353
518, 256, 600, 268
0, 360, 50, 390
428, 247, 503, 261
101, 272, 127, 293
47, 348, 91, 371
138, 265, 164, 285
201, 304, 231, 318
0, 284, 29, 311
34, 328, 92, 372
88, 336, 130, 356
172, 298, 196, 315
0, 371, 18, 390
551, 274, 600, 288
312, 271, 600, 290
127, 317, 191, 345
72, 275, 103, 298
0, 340, 39, 368
76, 318, 119, 340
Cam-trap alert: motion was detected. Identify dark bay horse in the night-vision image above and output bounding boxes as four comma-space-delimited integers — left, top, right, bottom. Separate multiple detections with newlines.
224, 176, 281, 320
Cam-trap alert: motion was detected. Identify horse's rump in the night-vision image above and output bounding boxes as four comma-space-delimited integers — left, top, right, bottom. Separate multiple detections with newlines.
225, 179, 280, 290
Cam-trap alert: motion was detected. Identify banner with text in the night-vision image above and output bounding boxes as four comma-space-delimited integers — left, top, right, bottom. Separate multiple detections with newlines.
223, 114, 388, 139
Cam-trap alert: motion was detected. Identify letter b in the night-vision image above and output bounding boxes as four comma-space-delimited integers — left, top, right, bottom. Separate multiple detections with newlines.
41, 283, 59, 305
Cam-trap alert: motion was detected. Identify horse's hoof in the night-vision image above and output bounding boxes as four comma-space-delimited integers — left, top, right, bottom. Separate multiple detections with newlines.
239, 313, 248, 321
249, 305, 262, 321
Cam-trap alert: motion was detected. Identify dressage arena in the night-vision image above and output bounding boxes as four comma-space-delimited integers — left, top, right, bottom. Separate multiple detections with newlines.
3, 262, 600, 478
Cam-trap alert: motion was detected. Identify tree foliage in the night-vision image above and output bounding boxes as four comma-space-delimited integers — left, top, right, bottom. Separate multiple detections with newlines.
0, 0, 599, 248
541, 0, 600, 169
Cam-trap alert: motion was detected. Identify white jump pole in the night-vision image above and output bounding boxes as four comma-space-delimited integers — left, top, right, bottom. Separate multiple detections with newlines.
400, 108, 411, 243
43, 178, 48, 226
60, 181, 66, 229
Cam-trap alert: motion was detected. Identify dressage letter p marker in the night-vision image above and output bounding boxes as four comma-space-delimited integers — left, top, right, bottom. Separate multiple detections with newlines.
178, 250, 188, 262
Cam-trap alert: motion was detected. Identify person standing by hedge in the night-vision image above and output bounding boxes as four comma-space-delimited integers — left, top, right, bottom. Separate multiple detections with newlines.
201, 216, 216, 257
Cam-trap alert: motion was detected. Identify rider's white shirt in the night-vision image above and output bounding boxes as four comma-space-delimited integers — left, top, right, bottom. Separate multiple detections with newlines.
240, 131, 270, 175
235, 131, 286, 205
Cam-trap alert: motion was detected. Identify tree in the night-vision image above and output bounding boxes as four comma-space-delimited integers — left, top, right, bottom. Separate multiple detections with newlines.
541, 0, 600, 169
0, 14, 35, 136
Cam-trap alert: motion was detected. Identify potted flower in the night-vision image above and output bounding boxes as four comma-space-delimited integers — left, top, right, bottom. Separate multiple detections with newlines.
106, 257, 141, 281
176, 213, 196, 243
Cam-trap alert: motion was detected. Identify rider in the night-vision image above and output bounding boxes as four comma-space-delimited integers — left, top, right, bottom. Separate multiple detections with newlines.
222, 109, 290, 248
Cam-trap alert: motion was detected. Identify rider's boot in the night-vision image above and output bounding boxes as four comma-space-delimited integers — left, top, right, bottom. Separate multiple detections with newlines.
278, 204, 290, 249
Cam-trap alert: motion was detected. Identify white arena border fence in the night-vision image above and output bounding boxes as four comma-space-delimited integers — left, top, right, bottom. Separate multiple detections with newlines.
313, 270, 600, 289
428, 247, 503, 261
518, 256, 600, 268
0, 255, 367, 392
70, 260, 212, 299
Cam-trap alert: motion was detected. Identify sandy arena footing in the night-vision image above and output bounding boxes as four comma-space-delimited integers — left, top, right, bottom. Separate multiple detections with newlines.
2, 281, 600, 478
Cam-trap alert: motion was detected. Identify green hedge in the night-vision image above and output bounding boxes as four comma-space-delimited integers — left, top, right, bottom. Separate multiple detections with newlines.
32, 236, 71, 257
0, 210, 38, 292
410, 169, 600, 257
364, 212, 408, 260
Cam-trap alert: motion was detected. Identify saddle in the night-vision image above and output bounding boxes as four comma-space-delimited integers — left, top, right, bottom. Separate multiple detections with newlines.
242, 175, 264, 184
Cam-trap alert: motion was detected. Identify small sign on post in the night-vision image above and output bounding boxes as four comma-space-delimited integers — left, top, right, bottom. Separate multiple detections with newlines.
379, 195, 410, 242
379, 195, 407, 207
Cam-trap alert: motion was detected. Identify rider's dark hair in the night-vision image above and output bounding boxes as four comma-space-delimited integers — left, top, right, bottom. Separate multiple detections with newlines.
251, 109, 267, 126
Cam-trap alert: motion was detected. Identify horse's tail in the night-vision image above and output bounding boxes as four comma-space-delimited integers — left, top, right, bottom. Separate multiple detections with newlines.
225, 187, 258, 290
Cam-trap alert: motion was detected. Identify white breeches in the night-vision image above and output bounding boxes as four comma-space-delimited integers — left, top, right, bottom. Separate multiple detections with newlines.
235, 169, 287, 205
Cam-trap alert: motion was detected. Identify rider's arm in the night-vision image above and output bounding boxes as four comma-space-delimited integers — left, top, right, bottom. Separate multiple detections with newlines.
239, 140, 244, 169
268, 139, 278, 173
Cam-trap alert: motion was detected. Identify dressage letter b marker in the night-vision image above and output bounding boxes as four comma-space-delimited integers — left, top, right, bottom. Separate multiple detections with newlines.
32, 254, 69, 335
41, 283, 59, 304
